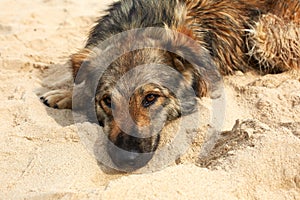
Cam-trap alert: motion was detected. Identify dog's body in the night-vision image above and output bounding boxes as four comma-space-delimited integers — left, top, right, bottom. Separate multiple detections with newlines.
41, 0, 299, 171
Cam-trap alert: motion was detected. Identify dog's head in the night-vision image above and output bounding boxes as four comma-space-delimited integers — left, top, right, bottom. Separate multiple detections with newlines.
73, 28, 218, 172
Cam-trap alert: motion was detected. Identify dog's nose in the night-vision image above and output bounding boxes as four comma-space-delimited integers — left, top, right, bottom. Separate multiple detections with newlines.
107, 136, 155, 172
107, 144, 154, 172
114, 150, 140, 167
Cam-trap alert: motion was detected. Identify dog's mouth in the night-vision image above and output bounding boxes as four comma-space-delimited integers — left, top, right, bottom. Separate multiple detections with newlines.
107, 132, 160, 172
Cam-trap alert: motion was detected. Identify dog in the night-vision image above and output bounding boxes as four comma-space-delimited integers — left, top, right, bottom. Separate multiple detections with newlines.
40, 0, 299, 171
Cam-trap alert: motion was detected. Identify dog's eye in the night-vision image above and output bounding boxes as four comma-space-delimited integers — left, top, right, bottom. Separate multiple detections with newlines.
102, 96, 112, 108
142, 94, 159, 108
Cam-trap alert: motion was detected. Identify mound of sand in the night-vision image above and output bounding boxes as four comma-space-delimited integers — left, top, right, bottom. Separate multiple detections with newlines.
0, 0, 299, 199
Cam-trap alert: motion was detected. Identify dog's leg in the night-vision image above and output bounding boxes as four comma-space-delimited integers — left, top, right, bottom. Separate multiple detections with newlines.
40, 89, 72, 109
247, 13, 300, 72
247, 1, 300, 72
40, 48, 91, 109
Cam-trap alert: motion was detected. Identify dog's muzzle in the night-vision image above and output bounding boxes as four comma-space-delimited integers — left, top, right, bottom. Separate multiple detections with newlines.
107, 132, 159, 172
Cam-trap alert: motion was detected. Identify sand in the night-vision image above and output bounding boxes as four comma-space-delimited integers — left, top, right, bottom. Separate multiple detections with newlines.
0, 0, 299, 199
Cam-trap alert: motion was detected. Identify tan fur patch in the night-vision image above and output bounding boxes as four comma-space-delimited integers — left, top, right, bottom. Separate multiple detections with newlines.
176, 26, 196, 40
109, 120, 122, 142
129, 97, 151, 128
268, 0, 300, 23
70, 48, 92, 78
247, 13, 300, 71
129, 85, 165, 128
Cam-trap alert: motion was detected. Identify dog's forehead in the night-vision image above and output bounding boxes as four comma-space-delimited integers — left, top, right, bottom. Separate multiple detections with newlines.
97, 49, 173, 94
97, 73, 166, 101
117, 49, 169, 68
138, 84, 161, 93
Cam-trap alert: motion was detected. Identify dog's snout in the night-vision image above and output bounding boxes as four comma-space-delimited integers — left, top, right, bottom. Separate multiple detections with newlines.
107, 132, 158, 172
113, 149, 140, 167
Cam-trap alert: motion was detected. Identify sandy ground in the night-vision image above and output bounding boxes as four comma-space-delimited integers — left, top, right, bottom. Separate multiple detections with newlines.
0, 0, 299, 199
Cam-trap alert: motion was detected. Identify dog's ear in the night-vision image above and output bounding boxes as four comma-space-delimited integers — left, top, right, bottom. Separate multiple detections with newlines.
171, 54, 208, 97
167, 25, 220, 98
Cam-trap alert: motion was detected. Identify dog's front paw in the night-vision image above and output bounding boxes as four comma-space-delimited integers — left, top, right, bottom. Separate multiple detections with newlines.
40, 90, 72, 109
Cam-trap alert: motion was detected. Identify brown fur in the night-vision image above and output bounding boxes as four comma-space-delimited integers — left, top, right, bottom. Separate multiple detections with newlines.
268, 0, 300, 22
70, 48, 92, 78
41, 0, 300, 171
247, 13, 300, 71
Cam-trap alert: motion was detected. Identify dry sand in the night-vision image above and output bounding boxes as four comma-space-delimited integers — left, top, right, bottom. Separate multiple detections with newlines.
0, 0, 299, 199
